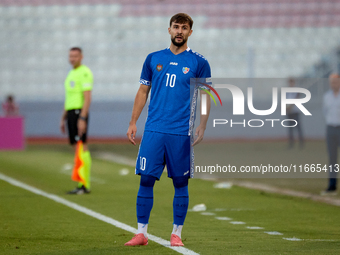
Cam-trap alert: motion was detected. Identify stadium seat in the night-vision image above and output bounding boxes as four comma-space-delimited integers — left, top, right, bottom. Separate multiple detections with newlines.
1, 0, 340, 100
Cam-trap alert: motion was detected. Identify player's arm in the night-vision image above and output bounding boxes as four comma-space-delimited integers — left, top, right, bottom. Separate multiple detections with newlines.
78, 90, 91, 136
60, 109, 67, 134
192, 90, 211, 146
127, 84, 151, 145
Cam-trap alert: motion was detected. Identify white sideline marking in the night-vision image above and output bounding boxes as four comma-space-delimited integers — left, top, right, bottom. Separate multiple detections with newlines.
283, 237, 337, 242
0, 173, 199, 255
265, 231, 283, 235
304, 239, 337, 242
230, 221, 246, 225
215, 217, 232, 221
246, 226, 264, 230
283, 237, 302, 241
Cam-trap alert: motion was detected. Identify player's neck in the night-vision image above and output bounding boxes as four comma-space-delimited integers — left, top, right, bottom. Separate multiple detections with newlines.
73, 63, 82, 69
169, 43, 188, 55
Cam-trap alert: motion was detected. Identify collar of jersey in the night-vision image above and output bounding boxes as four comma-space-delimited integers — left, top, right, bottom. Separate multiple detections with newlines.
167, 47, 190, 55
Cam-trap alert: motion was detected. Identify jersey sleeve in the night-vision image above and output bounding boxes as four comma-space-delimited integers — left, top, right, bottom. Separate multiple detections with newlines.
139, 54, 153, 86
197, 58, 212, 90
81, 68, 93, 91
197, 58, 211, 79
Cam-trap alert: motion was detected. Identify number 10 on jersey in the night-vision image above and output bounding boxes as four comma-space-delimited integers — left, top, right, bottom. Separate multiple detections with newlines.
166, 73, 176, 87
140, 157, 146, 171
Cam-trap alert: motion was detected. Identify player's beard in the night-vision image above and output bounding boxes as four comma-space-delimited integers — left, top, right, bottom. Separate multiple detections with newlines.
171, 35, 187, 47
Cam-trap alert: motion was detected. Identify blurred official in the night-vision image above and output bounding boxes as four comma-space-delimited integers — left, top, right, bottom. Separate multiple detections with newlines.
286, 78, 304, 149
60, 47, 93, 194
322, 73, 340, 195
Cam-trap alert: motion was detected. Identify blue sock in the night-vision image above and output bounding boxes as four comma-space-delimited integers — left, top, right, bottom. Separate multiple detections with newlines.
173, 179, 189, 225
136, 175, 156, 224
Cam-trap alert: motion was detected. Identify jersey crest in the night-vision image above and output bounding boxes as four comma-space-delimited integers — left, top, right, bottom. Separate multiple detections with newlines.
182, 67, 190, 74
156, 63, 163, 71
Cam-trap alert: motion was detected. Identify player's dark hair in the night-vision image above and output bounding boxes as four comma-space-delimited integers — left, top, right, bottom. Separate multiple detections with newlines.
70, 47, 82, 54
170, 13, 193, 29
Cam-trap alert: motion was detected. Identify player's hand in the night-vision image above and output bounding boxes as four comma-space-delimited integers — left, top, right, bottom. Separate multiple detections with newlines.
127, 124, 137, 145
192, 125, 205, 146
60, 119, 66, 134
77, 119, 87, 137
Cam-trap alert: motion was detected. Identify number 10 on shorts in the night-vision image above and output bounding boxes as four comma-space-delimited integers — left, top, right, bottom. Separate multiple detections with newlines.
140, 157, 146, 171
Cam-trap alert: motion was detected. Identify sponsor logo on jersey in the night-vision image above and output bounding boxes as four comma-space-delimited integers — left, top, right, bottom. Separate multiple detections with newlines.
156, 63, 163, 71
170, 62, 178, 65
70, 81, 75, 88
182, 67, 190, 74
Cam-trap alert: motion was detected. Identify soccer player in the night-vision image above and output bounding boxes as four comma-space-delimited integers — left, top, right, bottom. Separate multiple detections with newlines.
125, 13, 211, 246
60, 47, 93, 195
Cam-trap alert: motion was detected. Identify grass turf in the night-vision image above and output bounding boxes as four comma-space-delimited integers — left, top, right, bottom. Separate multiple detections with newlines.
0, 142, 340, 254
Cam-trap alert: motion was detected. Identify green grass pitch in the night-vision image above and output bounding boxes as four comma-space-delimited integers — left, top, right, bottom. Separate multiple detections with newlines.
0, 142, 340, 254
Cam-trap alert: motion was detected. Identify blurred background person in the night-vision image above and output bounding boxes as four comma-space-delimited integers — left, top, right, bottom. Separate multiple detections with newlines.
2, 95, 19, 117
286, 78, 304, 149
60, 47, 93, 195
322, 73, 340, 195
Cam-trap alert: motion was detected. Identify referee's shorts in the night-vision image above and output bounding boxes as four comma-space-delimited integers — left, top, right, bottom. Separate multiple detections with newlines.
67, 109, 89, 145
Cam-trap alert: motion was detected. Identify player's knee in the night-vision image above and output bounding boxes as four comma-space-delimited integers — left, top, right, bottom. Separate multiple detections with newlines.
172, 176, 189, 189
140, 174, 157, 187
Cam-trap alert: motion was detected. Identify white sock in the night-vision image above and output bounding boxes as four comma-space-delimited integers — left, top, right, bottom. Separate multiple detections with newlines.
137, 223, 148, 237
172, 224, 183, 239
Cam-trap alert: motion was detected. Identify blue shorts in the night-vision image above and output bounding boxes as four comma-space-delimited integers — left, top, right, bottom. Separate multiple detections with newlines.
135, 131, 194, 179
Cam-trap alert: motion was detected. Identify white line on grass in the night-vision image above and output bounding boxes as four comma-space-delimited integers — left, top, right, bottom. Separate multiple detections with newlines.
264, 231, 283, 235
283, 237, 302, 241
246, 226, 264, 230
229, 221, 246, 225
215, 217, 232, 221
303, 239, 337, 242
0, 173, 199, 255
283, 237, 337, 242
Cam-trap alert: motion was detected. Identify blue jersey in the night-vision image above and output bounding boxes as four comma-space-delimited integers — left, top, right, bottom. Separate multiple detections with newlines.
140, 47, 211, 136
